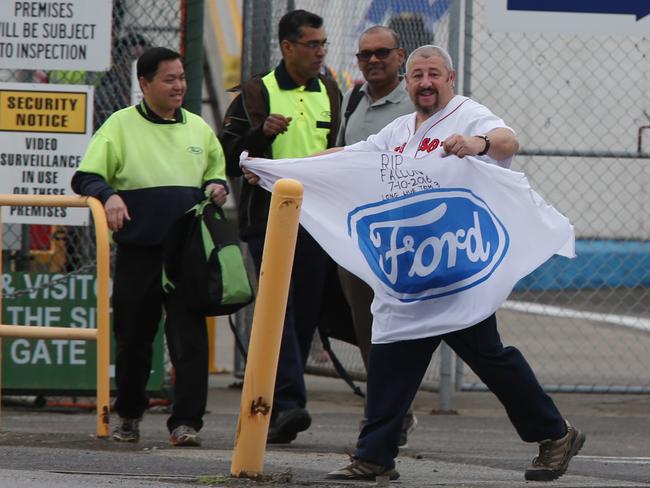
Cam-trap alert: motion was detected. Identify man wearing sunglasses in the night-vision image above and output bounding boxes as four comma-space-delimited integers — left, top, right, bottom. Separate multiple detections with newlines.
338, 26, 414, 147
220, 9, 343, 445
336, 25, 417, 449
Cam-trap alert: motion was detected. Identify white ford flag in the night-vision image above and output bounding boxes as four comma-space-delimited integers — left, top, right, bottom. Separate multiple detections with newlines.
243, 151, 575, 344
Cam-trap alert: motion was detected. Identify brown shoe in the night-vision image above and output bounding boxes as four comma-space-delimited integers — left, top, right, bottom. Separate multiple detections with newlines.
525, 420, 585, 481
326, 458, 399, 481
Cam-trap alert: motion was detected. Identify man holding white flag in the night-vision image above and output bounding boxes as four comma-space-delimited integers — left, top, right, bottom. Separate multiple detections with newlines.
243, 45, 584, 483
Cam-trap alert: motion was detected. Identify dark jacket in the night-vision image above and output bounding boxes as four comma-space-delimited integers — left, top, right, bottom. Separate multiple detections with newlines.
220, 64, 341, 239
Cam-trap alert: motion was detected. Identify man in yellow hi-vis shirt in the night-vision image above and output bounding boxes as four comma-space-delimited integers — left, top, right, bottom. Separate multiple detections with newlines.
221, 9, 347, 445
72, 47, 228, 447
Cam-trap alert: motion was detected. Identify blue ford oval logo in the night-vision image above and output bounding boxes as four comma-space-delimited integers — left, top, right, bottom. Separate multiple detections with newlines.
348, 189, 509, 301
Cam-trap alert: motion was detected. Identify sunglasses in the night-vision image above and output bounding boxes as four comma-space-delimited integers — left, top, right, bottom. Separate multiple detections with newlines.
355, 47, 398, 61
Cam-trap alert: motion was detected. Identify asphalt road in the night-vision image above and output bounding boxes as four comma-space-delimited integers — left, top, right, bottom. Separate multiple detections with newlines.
0, 373, 648, 487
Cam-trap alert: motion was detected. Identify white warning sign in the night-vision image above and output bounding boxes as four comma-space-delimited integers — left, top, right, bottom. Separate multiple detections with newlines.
0, 82, 93, 225
0, 0, 112, 71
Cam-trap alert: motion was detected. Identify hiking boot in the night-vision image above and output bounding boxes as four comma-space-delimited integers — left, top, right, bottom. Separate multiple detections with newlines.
170, 425, 201, 447
267, 407, 311, 444
525, 420, 585, 481
398, 413, 418, 448
326, 458, 400, 481
112, 417, 140, 443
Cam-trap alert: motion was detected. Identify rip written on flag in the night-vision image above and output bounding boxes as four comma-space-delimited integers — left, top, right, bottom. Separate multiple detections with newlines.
242, 150, 574, 343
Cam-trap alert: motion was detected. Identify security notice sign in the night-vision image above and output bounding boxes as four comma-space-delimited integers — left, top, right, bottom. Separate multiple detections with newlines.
0, 0, 112, 71
0, 82, 93, 225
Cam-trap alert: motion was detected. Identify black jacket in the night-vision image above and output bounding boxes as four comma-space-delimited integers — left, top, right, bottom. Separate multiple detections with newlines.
219, 63, 341, 239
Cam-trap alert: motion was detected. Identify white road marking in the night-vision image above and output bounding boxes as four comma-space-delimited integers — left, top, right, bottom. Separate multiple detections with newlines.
503, 301, 650, 333
577, 455, 650, 465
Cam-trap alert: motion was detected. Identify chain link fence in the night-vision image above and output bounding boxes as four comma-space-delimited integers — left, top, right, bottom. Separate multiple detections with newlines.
464, 0, 650, 393
240, 0, 650, 394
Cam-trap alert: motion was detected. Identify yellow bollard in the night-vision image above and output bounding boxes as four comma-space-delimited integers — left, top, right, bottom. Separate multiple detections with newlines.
231, 178, 304, 478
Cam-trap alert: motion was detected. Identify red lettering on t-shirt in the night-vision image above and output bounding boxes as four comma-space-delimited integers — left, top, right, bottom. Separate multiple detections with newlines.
418, 137, 441, 153
427, 138, 440, 152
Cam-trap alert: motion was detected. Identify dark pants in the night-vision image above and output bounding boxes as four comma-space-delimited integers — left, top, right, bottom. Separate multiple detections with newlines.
355, 313, 566, 469
112, 244, 208, 432
337, 266, 414, 421
247, 226, 330, 411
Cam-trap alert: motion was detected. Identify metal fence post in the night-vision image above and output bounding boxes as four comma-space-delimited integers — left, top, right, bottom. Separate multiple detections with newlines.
182, 0, 204, 115
434, 0, 465, 411
449, 0, 476, 392
447, 0, 462, 83
463, 0, 474, 98
455, 355, 465, 391
241, 0, 272, 80
438, 342, 453, 411
233, 0, 274, 377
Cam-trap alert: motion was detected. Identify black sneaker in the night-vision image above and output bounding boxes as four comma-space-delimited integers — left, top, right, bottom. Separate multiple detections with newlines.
267, 407, 311, 444
112, 417, 140, 442
525, 420, 586, 481
398, 413, 418, 448
326, 458, 399, 481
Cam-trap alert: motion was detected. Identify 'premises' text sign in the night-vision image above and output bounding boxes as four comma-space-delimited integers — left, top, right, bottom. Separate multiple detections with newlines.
0, 82, 92, 225
0, 0, 112, 71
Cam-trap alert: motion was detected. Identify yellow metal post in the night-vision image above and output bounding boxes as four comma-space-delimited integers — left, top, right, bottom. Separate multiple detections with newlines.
231, 179, 304, 478
87, 197, 111, 438
206, 317, 220, 373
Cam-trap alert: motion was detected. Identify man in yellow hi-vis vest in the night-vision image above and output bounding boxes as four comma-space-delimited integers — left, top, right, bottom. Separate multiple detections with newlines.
221, 9, 345, 445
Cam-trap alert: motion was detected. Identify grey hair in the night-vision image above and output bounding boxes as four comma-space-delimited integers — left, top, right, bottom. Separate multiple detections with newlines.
405, 45, 454, 73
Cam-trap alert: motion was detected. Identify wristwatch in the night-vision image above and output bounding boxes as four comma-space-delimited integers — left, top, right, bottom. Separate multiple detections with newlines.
476, 135, 490, 156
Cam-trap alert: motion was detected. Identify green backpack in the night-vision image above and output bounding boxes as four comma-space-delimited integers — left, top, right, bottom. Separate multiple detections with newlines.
163, 198, 254, 316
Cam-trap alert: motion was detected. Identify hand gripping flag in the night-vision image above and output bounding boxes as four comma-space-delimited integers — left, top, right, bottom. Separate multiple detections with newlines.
243, 151, 574, 344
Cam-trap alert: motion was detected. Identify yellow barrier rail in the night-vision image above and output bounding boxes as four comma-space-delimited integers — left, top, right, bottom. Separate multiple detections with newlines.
0, 194, 111, 438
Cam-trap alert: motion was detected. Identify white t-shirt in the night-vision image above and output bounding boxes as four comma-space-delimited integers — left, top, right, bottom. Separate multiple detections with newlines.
341, 95, 517, 342
345, 95, 514, 169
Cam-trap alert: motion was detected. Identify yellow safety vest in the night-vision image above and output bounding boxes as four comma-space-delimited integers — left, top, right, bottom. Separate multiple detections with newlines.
262, 71, 332, 159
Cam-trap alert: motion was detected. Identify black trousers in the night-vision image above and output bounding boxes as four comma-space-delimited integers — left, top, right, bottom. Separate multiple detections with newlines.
246, 226, 330, 412
112, 244, 208, 432
355, 313, 566, 468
